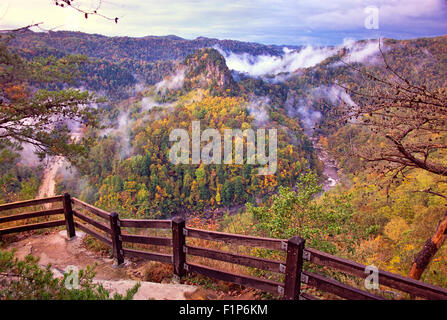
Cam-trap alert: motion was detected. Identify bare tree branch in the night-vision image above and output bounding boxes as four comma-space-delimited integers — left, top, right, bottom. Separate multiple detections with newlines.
53, 0, 119, 23
412, 188, 447, 201
0, 23, 43, 33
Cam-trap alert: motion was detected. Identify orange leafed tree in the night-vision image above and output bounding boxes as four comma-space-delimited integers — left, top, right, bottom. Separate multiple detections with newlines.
334, 44, 447, 280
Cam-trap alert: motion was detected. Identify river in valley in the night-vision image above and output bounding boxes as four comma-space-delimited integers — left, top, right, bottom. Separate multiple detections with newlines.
310, 137, 340, 192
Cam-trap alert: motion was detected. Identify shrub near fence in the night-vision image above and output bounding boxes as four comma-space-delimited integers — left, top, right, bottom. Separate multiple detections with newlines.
1, 193, 447, 300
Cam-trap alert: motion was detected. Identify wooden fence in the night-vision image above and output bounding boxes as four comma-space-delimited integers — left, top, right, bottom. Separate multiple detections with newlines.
1, 193, 447, 300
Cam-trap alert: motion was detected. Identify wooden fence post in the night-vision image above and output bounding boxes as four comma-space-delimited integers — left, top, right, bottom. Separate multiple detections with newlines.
172, 216, 186, 278
284, 236, 306, 300
62, 193, 76, 239
109, 212, 124, 266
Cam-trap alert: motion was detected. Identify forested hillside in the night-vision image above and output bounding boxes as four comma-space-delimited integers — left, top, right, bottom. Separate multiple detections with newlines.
7, 31, 292, 100
9, 31, 288, 62
283, 35, 447, 286
56, 48, 320, 218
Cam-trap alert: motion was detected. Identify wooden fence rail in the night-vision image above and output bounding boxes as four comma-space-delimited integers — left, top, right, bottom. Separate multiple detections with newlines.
0, 220, 66, 236
185, 245, 282, 273
0, 195, 66, 237
0, 196, 63, 212
185, 227, 286, 251
1, 194, 447, 300
185, 262, 284, 295
0, 208, 64, 224
71, 197, 110, 220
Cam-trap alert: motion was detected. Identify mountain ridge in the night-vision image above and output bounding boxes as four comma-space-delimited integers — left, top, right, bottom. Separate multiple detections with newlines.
10, 30, 290, 63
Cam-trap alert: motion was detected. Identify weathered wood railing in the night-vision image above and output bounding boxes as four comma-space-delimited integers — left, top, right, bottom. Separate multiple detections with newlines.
0, 195, 67, 237
1, 194, 447, 300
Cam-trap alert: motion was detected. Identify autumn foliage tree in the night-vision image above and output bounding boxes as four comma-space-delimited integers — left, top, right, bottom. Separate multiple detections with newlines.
335, 45, 447, 280
0, 31, 100, 164
0, 0, 117, 164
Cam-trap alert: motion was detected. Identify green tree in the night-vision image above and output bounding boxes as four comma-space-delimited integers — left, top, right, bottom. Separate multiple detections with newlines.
334, 48, 447, 280
247, 171, 359, 253
0, 250, 139, 300
222, 180, 234, 206
0, 33, 100, 164
183, 173, 193, 198
233, 176, 245, 204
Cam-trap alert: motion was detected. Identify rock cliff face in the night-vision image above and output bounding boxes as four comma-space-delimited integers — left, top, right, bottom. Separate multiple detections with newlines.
182, 48, 240, 95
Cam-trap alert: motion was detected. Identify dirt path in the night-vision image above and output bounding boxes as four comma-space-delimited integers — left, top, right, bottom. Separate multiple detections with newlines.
4, 230, 197, 300
37, 156, 65, 199
37, 126, 83, 200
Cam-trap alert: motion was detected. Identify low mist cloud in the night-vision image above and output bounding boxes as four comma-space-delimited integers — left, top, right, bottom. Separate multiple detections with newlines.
285, 93, 321, 134
100, 109, 134, 160
334, 39, 382, 65
285, 85, 358, 134
216, 46, 337, 77
115, 111, 134, 160
217, 38, 384, 79
18, 143, 40, 167
297, 104, 322, 133
141, 97, 161, 111
323, 85, 358, 107
155, 69, 185, 93
246, 96, 270, 125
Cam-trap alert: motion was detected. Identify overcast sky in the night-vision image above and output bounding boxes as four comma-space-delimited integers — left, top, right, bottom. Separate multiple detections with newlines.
1, 0, 446, 45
